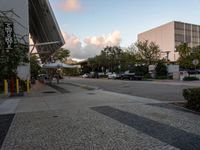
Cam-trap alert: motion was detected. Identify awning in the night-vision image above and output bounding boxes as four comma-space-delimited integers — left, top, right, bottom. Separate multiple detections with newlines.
43, 62, 76, 69
29, 0, 65, 62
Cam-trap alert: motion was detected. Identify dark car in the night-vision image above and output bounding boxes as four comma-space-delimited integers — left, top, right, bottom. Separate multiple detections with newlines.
121, 71, 143, 80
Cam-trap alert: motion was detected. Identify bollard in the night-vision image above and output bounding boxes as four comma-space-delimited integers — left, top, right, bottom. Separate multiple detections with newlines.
10, 79, 14, 96
27, 80, 30, 93
16, 79, 19, 95
4, 80, 8, 96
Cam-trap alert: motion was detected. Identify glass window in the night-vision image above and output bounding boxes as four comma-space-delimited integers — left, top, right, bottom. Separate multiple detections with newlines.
175, 22, 184, 29
175, 34, 184, 42
175, 29, 184, 35
186, 36, 191, 42
185, 24, 191, 30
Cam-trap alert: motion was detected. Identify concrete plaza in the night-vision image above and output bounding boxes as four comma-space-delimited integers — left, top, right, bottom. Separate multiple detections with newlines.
0, 80, 200, 150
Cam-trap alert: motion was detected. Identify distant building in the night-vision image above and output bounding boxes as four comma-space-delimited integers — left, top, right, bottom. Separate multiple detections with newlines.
138, 21, 200, 61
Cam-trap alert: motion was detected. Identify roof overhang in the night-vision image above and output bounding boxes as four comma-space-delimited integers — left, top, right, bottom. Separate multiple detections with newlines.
29, 0, 65, 62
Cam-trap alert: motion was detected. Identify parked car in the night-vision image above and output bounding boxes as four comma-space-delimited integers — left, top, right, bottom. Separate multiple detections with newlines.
108, 73, 122, 79
82, 73, 90, 78
121, 70, 143, 80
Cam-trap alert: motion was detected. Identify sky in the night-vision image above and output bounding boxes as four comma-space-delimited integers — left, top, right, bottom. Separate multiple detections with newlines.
49, 0, 200, 60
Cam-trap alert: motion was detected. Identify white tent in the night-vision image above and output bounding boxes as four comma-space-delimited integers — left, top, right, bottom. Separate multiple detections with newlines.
43, 62, 76, 69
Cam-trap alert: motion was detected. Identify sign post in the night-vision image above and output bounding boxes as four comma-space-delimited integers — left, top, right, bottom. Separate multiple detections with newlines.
192, 59, 199, 77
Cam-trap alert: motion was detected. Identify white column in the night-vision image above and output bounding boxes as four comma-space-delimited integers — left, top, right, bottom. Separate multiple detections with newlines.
184, 23, 186, 43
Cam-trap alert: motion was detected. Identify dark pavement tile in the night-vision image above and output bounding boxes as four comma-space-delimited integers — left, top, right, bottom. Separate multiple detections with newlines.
0, 114, 15, 148
91, 106, 200, 150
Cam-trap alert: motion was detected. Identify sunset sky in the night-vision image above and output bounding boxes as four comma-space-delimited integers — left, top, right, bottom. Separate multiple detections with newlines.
49, 0, 200, 59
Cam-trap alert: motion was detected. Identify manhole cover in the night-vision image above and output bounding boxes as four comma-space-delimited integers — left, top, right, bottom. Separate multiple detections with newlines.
42, 91, 56, 94
53, 115, 59, 118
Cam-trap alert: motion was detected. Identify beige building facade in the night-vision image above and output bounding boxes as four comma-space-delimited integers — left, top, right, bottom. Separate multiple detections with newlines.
138, 21, 200, 61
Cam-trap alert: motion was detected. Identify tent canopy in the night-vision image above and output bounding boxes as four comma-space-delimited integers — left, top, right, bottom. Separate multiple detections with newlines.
43, 62, 76, 69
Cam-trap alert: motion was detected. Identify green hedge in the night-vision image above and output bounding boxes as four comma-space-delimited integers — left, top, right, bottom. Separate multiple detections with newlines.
155, 76, 168, 79
183, 76, 199, 81
183, 88, 200, 111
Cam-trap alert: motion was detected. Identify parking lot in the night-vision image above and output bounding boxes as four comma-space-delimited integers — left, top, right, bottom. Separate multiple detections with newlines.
65, 77, 199, 101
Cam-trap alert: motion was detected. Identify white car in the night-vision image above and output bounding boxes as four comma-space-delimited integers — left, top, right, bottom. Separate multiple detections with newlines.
108, 73, 118, 79
82, 73, 90, 78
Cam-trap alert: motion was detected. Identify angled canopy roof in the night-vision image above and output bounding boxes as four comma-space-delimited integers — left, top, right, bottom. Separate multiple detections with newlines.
29, 0, 65, 62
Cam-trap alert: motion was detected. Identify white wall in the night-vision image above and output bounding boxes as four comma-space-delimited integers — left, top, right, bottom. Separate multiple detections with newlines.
138, 22, 177, 61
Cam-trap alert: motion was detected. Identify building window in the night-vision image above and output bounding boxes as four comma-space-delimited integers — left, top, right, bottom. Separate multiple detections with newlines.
175, 29, 184, 35
175, 34, 184, 42
175, 22, 184, 30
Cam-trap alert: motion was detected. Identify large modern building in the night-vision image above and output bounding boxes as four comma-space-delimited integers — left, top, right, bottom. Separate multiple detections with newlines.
138, 21, 200, 61
0, 0, 64, 80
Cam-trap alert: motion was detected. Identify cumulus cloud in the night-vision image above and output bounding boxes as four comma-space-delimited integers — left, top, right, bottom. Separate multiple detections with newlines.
58, 0, 81, 12
61, 31, 122, 59
84, 31, 121, 47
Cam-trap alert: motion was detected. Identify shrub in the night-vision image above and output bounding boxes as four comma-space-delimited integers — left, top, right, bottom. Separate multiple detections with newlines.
183, 88, 200, 111
156, 76, 168, 79
183, 76, 199, 81
143, 73, 152, 79
155, 60, 168, 79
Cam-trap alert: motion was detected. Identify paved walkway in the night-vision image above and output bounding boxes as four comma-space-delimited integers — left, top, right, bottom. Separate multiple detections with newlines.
0, 82, 200, 150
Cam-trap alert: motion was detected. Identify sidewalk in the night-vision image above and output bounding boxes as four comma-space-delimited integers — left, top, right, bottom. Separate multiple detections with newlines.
0, 82, 200, 150
26, 80, 59, 97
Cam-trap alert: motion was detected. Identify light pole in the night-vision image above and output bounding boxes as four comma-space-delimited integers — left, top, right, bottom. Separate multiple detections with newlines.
192, 59, 199, 77
161, 51, 171, 63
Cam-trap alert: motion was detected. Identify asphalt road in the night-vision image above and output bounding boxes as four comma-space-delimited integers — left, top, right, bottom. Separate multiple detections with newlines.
65, 78, 198, 101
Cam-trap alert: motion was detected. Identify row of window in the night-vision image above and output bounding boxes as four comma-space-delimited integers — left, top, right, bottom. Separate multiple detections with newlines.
175, 42, 200, 48
175, 30, 200, 37
175, 23, 200, 32
175, 34, 200, 43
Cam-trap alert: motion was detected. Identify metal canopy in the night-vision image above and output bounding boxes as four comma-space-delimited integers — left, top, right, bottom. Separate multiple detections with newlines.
29, 0, 65, 62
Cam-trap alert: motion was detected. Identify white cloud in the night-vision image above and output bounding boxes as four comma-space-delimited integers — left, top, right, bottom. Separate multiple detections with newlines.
58, 0, 81, 12
61, 30, 122, 59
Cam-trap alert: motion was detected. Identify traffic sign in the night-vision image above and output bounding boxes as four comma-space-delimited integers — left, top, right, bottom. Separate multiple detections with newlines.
192, 59, 199, 66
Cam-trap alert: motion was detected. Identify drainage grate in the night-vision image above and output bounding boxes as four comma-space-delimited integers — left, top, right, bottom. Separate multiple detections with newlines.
53, 115, 59, 118
87, 93, 95, 95
42, 91, 56, 94
48, 84, 69, 93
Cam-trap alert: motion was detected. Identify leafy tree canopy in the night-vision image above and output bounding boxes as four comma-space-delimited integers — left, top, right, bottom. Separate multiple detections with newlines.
30, 54, 41, 78
135, 40, 161, 66
54, 48, 70, 62
176, 43, 200, 69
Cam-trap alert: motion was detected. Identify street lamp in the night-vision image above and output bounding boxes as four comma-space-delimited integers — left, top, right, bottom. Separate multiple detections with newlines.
161, 51, 171, 63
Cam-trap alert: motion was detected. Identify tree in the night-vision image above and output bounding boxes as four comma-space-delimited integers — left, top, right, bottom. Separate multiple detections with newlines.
30, 54, 41, 78
155, 60, 168, 78
102, 46, 123, 72
176, 43, 200, 69
88, 46, 124, 73
176, 43, 192, 69
54, 48, 70, 62
120, 45, 137, 71
135, 40, 161, 66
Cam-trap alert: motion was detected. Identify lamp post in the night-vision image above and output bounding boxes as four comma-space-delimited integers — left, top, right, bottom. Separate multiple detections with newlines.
161, 51, 171, 64
192, 59, 199, 77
